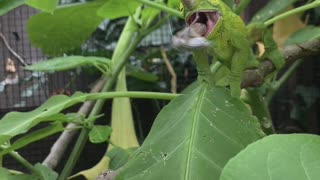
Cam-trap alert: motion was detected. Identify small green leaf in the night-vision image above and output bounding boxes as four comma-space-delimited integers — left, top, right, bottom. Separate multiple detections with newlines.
25, 56, 112, 74
0, 92, 86, 146
89, 125, 112, 143
251, 0, 299, 23
97, 0, 141, 19
34, 163, 58, 180
27, 2, 104, 55
285, 26, 320, 46
220, 134, 320, 180
0, 168, 35, 180
0, 0, 26, 16
26, 0, 58, 13
0, 123, 64, 156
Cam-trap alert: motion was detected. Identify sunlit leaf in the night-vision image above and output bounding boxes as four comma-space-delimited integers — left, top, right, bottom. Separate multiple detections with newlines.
117, 83, 264, 180
220, 134, 320, 180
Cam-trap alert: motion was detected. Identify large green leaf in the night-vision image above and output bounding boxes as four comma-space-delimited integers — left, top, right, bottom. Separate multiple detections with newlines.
26, 0, 58, 13
0, 0, 26, 15
285, 26, 320, 46
117, 83, 264, 180
25, 56, 112, 73
251, 0, 299, 23
97, 0, 141, 19
220, 134, 320, 180
27, 2, 104, 55
0, 92, 86, 146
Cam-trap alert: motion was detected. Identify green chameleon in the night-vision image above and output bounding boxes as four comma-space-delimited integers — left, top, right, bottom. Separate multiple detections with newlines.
173, 0, 284, 97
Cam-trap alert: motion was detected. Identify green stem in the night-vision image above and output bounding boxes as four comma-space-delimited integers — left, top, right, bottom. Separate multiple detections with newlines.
246, 89, 275, 135
136, 0, 183, 18
0, 146, 38, 175
58, 17, 140, 180
86, 91, 180, 101
265, 1, 320, 26
266, 59, 303, 104
234, 0, 251, 15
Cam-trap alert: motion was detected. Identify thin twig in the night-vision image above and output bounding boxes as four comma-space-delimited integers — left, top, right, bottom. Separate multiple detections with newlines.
241, 39, 320, 88
0, 31, 28, 66
160, 46, 177, 93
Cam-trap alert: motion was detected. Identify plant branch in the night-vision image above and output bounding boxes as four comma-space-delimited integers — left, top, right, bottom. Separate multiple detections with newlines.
241, 39, 320, 89
0, 30, 28, 66
160, 46, 177, 93
264, 1, 320, 26
42, 78, 106, 169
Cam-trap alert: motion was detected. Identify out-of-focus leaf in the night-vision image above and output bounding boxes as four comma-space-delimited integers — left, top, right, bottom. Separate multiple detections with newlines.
0, 123, 64, 156
0, 0, 26, 16
272, 6, 305, 48
27, 2, 104, 55
25, 56, 111, 73
220, 134, 320, 180
0, 92, 86, 146
126, 65, 158, 82
168, 0, 180, 9
284, 26, 320, 46
89, 125, 112, 144
251, 0, 299, 23
97, 0, 141, 19
117, 83, 264, 180
34, 163, 58, 180
26, 0, 58, 13
141, 2, 162, 27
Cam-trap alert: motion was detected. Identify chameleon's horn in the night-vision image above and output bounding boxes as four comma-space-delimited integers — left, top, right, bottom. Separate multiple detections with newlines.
181, 0, 195, 9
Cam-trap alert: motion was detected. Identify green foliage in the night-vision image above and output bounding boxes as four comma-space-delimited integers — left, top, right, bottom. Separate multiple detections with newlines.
25, 56, 112, 74
106, 147, 136, 170
117, 83, 264, 180
0, 0, 26, 15
27, 1, 104, 55
0, 92, 86, 146
251, 0, 299, 23
26, 0, 59, 13
89, 125, 112, 144
285, 26, 320, 46
97, 0, 141, 19
0, 123, 64, 156
220, 134, 320, 180
33, 163, 58, 180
